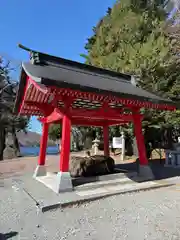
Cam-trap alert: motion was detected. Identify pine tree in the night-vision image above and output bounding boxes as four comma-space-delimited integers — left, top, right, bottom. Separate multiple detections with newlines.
84, 0, 180, 130
0, 57, 29, 160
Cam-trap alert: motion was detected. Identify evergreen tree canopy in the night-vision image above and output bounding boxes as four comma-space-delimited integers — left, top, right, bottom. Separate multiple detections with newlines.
0, 57, 29, 159
48, 0, 180, 149
83, 0, 180, 129
48, 124, 62, 141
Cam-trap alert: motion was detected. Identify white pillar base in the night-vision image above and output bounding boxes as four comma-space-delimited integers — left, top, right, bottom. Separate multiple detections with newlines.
138, 165, 154, 180
55, 172, 73, 193
33, 165, 47, 178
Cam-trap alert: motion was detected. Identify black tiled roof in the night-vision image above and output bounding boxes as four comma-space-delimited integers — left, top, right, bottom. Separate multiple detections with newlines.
14, 46, 178, 113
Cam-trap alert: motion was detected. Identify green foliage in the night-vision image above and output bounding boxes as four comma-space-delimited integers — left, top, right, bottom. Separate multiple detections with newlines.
83, 0, 180, 133
48, 124, 62, 141
0, 56, 29, 159
42, 0, 180, 147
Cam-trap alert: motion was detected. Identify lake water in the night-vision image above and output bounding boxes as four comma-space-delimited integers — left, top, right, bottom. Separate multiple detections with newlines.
20, 146, 59, 156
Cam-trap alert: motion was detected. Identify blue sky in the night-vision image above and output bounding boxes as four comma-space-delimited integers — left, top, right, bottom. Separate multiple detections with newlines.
0, 0, 116, 134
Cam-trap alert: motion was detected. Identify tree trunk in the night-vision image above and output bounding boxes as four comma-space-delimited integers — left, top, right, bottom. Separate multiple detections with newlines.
0, 127, 6, 160
12, 127, 21, 157
125, 136, 133, 156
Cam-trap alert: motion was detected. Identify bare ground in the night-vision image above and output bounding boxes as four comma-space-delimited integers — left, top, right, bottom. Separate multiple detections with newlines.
0, 151, 136, 179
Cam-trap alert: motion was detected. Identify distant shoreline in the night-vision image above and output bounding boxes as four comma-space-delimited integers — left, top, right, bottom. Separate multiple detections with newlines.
20, 145, 59, 157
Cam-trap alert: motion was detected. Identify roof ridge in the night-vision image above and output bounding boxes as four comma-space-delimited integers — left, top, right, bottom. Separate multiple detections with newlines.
18, 44, 132, 82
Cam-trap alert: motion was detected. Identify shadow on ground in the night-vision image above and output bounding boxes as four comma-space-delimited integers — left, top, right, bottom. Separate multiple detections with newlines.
54, 159, 180, 188
71, 159, 176, 187
116, 159, 180, 181
0, 231, 18, 240
71, 168, 128, 187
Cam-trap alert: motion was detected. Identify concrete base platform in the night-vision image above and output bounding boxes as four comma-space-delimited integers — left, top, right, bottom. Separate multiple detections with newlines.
33, 165, 46, 178
35, 172, 73, 193
36, 172, 139, 193
138, 165, 154, 180
55, 172, 73, 193
13, 171, 173, 212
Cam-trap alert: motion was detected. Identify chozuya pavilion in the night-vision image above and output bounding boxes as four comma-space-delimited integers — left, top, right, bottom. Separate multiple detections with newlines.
14, 44, 178, 193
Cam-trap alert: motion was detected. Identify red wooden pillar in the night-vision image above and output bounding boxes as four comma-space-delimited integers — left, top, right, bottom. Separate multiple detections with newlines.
103, 125, 109, 157
38, 123, 49, 166
133, 112, 148, 165
60, 115, 71, 172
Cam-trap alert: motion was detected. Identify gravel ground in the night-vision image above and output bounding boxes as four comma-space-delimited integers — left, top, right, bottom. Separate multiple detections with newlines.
0, 182, 180, 240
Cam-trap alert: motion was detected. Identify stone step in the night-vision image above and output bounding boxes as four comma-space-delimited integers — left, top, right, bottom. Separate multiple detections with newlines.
74, 172, 147, 191
72, 171, 137, 185
75, 180, 161, 197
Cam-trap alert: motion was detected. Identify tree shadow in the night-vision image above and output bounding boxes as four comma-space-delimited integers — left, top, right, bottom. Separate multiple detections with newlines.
67, 158, 180, 189
71, 168, 129, 187
148, 159, 180, 180
116, 159, 180, 182
0, 231, 18, 239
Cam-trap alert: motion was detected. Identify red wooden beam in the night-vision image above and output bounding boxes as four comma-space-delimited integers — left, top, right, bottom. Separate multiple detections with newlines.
20, 79, 176, 117
20, 80, 176, 118
25, 101, 54, 116
27, 96, 143, 125
48, 86, 176, 111
38, 123, 49, 165
70, 110, 134, 121
133, 113, 148, 165
36, 102, 132, 123
39, 110, 134, 123
37, 105, 142, 124
60, 115, 71, 172
71, 120, 128, 127
38, 111, 129, 126
38, 117, 127, 126
71, 106, 122, 116
40, 108, 63, 123
52, 104, 134, 122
